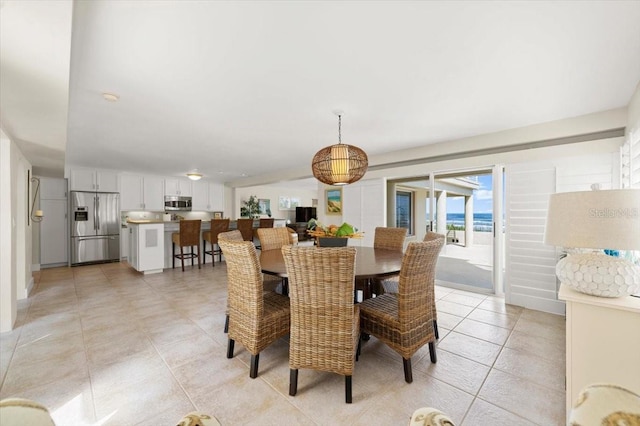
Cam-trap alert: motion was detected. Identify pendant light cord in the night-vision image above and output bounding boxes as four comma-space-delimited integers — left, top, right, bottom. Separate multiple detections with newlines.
338, 114, 342, 144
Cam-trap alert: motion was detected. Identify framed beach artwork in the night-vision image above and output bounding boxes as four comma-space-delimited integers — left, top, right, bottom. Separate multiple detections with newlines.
325, 188, 342, 214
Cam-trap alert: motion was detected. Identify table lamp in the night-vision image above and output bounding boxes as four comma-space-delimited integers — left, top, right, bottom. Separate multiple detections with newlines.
544, 188, 640, 297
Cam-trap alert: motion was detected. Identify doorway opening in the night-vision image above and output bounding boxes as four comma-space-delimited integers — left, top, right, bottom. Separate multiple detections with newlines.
389, 166, 503, 294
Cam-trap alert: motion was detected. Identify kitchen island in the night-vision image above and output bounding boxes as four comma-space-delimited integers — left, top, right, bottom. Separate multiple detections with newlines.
126, 219, 287, 271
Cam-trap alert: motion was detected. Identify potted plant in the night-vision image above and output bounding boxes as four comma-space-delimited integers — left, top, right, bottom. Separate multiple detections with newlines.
240, 195, 262, 218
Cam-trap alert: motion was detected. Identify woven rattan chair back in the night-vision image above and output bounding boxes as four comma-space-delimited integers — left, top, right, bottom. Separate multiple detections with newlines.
218, 238, 290, 378
359, 237, 444, 383
373, 227, 407, 252
236, 218, 255, 241
218, 230, 243, 242
257, 227, 291, 251
396, 239, 444, 330
208, 219, 230, 244
203, 219, 230, 266
177, 219, 201, 246
424, 231, 446, 244
171, 220, 202, 271
282, 245, 359, 403
259, 218, 275, 228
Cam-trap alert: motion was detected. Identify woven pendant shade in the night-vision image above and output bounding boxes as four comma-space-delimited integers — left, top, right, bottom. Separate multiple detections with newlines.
311, 113, 368, 185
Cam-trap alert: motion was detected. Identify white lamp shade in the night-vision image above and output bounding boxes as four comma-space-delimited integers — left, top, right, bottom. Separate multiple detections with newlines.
545, 189, 640, 251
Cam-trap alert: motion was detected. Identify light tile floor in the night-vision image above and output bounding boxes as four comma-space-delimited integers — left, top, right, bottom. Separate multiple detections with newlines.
0, 262, 566, 425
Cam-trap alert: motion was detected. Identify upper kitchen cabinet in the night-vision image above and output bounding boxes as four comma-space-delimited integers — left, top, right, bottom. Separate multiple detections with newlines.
121, 174, 164, 211
69, 168, 119, 192
164, 178, 192, 197
192, 181, 225, 211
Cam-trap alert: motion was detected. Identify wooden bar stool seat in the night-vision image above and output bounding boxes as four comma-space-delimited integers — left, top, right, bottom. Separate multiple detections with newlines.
203, 219, 230, 267
172, 219, 202, 271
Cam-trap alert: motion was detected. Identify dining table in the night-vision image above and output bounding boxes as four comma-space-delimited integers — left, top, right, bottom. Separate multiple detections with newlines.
259, 246, 404, 298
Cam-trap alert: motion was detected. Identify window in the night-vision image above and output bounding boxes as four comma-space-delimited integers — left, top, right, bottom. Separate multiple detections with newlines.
396, 191, 413, 234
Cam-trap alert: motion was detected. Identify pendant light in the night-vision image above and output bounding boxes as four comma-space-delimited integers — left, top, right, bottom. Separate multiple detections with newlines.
311, 112, 368, 185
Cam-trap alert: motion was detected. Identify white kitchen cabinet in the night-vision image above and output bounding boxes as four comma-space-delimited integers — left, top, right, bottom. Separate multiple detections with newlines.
121, 174, 164, 211
121, 226, 129, 260
69, 168, 119, 192
164, 178, 192, 197
120, 175, 143, 210
191, 181, 225, 211
558, 284, 640, 422
39, 177, 68, 267
144, 176, 165, 211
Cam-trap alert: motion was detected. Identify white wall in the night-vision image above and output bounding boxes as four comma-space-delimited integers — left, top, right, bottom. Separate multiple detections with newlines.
627, 83, 640, 187
234, 184, 317, 222
0, 130, 33, 332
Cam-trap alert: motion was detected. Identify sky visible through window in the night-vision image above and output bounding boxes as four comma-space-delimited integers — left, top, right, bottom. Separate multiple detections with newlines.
446, 174, 493, 214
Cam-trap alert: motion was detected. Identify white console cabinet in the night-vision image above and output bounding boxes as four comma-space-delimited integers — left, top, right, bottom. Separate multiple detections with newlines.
558, 284, 640, 420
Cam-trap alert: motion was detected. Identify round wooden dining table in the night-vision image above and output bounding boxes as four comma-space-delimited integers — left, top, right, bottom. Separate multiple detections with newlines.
259, 246, 404, 280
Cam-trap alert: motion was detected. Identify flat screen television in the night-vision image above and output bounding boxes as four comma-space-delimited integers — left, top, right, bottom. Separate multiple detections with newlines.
296, 207, 317, 223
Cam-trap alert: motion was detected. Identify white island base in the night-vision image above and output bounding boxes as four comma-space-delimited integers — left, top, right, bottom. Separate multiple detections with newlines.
128, 222, 165, 274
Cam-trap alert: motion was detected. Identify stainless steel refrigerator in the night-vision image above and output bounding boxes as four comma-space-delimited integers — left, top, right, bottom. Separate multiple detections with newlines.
70, 191, 120, 265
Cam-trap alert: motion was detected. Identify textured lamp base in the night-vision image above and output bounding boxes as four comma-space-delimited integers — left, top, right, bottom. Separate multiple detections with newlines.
557, 252, 640, 297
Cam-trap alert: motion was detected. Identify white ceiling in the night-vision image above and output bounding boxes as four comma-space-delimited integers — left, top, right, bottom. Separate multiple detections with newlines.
2, 1, 639, 183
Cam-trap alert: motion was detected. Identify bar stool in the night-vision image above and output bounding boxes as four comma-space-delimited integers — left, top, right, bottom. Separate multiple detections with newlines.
203, 219, 230, 267
172, 219, 201, 271
236, 218, 254, 242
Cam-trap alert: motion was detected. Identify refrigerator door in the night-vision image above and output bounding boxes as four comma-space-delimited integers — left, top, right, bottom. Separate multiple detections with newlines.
70, 191, 97, 237
96, 192, 120, 236
71, 235, 120, 265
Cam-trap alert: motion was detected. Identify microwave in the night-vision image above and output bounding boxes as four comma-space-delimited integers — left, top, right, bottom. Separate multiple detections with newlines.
164, 195, 192, 211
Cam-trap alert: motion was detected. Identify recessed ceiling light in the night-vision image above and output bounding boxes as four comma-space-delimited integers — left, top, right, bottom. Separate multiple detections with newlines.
102, 93, 119, 102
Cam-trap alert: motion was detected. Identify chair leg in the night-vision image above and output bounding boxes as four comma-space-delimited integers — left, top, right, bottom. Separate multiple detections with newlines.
223, 314, 229, 333
434, 319, 439, 340
249, 354, 259, 379
428, 341, 437, 364
356, 337, 361, 361
226, 339, 235, 359
180, 245, 185, 271
211, 241, 215, 267
190, 245, 194, 267
403, 357, 413, 383
202, 239, 206, 265
345, 375, 352, 404
172, 242, 175, 269
197, 244, 201, 269
289, 369, 298, 396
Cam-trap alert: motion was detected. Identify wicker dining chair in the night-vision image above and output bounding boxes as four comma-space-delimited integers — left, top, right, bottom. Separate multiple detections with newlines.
236, 218, 255, 242
257, 227, 293, 251
366, 227, 407, 298
381, 231, 445, 339
218, 230, 244, 334
172, 220, 202, 271
359, 237, 444, 383
254, 218, 275, 249
202, 219, 230, 267
282, 245, 360, 403
218, 238, 290, 379
256, 227, 293, 294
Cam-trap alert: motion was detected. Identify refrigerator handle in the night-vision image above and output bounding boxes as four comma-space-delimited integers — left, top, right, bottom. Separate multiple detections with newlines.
96, 196, 100, 231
